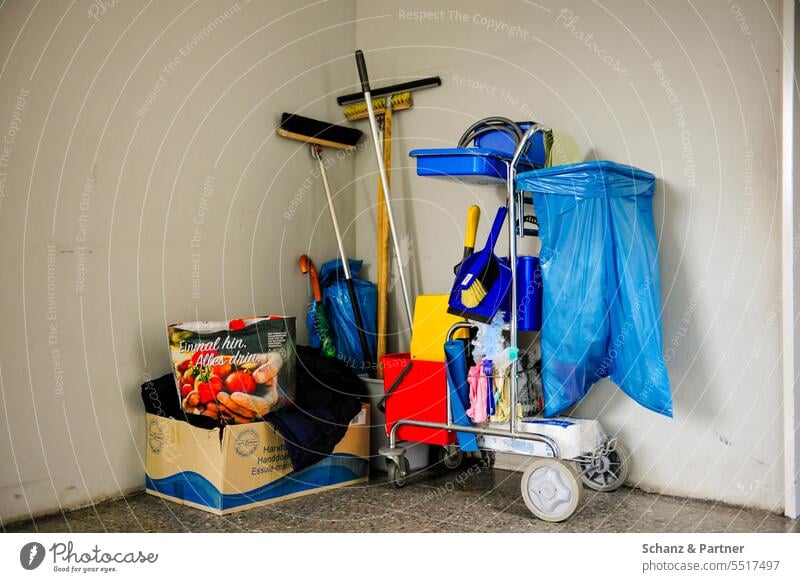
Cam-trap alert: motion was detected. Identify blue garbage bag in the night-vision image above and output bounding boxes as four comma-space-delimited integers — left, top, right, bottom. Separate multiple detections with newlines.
515, 161, 672, 417
318, 258, 377, 375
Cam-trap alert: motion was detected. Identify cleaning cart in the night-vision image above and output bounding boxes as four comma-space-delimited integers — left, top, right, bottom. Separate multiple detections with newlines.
378, 125, 645, 522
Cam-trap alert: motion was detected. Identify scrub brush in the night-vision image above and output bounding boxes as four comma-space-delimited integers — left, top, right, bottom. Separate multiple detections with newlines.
342, 93, 412, 121
460, 259, 499, 308
337, 76, 441, 120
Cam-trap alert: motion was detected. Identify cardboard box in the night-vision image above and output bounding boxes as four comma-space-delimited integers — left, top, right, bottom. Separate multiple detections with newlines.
145, 405, 369, 515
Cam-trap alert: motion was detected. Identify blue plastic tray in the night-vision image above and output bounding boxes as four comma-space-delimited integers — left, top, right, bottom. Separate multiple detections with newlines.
409, 147, 511, 184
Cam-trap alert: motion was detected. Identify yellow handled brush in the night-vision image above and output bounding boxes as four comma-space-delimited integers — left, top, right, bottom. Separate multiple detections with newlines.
454, 205, 481, 274
456, 206, 508, 309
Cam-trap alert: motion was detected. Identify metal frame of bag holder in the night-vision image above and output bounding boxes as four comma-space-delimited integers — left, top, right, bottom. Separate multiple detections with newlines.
379, 125, 629, 521
380, 321, 560, 459
379, 125, 562, 464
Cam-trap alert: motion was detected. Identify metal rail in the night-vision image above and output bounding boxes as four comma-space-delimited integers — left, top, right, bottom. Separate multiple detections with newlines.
387, 418, 560, 459
383, 127, 561, 463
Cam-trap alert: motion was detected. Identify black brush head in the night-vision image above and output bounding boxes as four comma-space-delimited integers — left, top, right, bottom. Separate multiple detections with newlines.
337, 76, 442, 105
278, 112, 362, 148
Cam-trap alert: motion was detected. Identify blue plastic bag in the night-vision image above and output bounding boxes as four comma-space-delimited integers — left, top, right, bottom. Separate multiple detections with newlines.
515, 161, 672, 417
306, 305, 321, 349
318, 258, 377, 375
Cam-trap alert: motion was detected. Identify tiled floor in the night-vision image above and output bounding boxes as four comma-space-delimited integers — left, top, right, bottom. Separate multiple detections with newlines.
5, 463, 799, 533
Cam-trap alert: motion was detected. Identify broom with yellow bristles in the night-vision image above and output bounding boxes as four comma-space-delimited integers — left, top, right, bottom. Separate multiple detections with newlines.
338, 69, 440, 378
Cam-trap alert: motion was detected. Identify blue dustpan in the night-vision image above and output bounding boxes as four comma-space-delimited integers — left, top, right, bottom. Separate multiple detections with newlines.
448, 207, 512, 323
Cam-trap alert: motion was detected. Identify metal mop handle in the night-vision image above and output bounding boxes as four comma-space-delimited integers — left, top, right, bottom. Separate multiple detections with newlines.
355, 50, 414, 328
312, 145, 375, 377
312, 146, 352, 279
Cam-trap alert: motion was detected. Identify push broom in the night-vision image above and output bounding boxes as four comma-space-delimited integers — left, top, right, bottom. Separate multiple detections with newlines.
341, 50, 440, 376
277, 113, 376, 378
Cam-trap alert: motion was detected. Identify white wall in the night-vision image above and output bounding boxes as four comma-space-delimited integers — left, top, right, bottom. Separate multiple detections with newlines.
0, 0, 357, 525
0, 0, 789, 523
783, 0, 800, 518
352, 0, 785, 511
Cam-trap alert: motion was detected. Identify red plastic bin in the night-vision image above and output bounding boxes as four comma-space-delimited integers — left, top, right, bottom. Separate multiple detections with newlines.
381, 353, 456, 446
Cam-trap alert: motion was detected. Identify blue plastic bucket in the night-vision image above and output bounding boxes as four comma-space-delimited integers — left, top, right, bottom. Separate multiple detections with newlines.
473, 122, 547, 168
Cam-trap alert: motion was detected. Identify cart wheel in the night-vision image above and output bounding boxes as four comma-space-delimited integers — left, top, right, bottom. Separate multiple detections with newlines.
480, 450, 496, 469
576, 442, 630, 492
387, 457, 410, 488
443, 445, 463, 470
520, 458, 582, 522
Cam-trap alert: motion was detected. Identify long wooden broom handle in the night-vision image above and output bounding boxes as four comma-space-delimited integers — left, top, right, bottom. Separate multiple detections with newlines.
376, 100, 392, 379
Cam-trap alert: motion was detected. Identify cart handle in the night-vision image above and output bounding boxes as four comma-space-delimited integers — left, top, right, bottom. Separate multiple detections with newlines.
377, 360, 413, 413
511, 124, 550, 170
447, 321, 476, 342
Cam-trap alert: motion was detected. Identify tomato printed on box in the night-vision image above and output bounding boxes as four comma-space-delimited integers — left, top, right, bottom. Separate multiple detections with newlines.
168, 316, 296, 424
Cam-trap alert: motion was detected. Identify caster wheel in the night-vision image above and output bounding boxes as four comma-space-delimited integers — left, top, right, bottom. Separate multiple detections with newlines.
576, 442, 630, 492
480, 450, 496, 469
443, 445, 463, 470
388, 457, 410, 488
520, 458, 582, 522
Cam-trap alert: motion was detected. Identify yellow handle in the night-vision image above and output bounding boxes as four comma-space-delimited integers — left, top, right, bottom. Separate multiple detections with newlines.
464, 205, 480, 250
